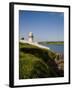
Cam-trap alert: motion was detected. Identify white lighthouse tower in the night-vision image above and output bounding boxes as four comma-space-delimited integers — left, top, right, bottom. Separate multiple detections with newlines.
28, 32, 34, 42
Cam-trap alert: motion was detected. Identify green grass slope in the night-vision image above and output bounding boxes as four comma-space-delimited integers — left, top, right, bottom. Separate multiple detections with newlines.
19, 42, 64, 79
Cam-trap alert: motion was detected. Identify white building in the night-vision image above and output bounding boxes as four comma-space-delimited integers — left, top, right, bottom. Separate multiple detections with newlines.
28, 32, 34, 42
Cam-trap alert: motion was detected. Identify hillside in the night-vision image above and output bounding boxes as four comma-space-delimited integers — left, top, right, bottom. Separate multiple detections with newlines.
38, 41, 64, 45
19, 42, 64, 79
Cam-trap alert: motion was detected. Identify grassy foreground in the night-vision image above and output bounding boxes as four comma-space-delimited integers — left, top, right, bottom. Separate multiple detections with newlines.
19, 42, 64, 79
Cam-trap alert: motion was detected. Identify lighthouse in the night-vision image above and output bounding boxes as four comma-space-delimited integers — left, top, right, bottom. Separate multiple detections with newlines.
28, 32, 34, 42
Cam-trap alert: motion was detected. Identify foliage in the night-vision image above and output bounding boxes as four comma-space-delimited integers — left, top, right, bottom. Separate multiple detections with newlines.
19, 42, 64, 79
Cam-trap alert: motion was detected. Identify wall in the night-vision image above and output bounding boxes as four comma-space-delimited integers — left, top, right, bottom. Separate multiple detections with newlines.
0, 0, 71, 90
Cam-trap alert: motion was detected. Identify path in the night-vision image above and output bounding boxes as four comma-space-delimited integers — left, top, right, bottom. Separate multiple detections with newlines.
20, 40, 50, 50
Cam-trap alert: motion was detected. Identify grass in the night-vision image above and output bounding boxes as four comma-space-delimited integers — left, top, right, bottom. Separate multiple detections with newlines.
19, 42, 64, 79
19, 53, 50, 79
39, 41, 64, 45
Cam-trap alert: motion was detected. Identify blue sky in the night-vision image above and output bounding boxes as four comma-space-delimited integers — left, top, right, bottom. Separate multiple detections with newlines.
19, 10, 64, 42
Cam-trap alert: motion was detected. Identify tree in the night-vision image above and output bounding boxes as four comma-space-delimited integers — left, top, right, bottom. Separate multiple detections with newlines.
21, 37, 24, 40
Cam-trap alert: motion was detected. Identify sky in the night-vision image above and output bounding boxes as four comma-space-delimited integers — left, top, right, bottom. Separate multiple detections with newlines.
19, 10, 64, 42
